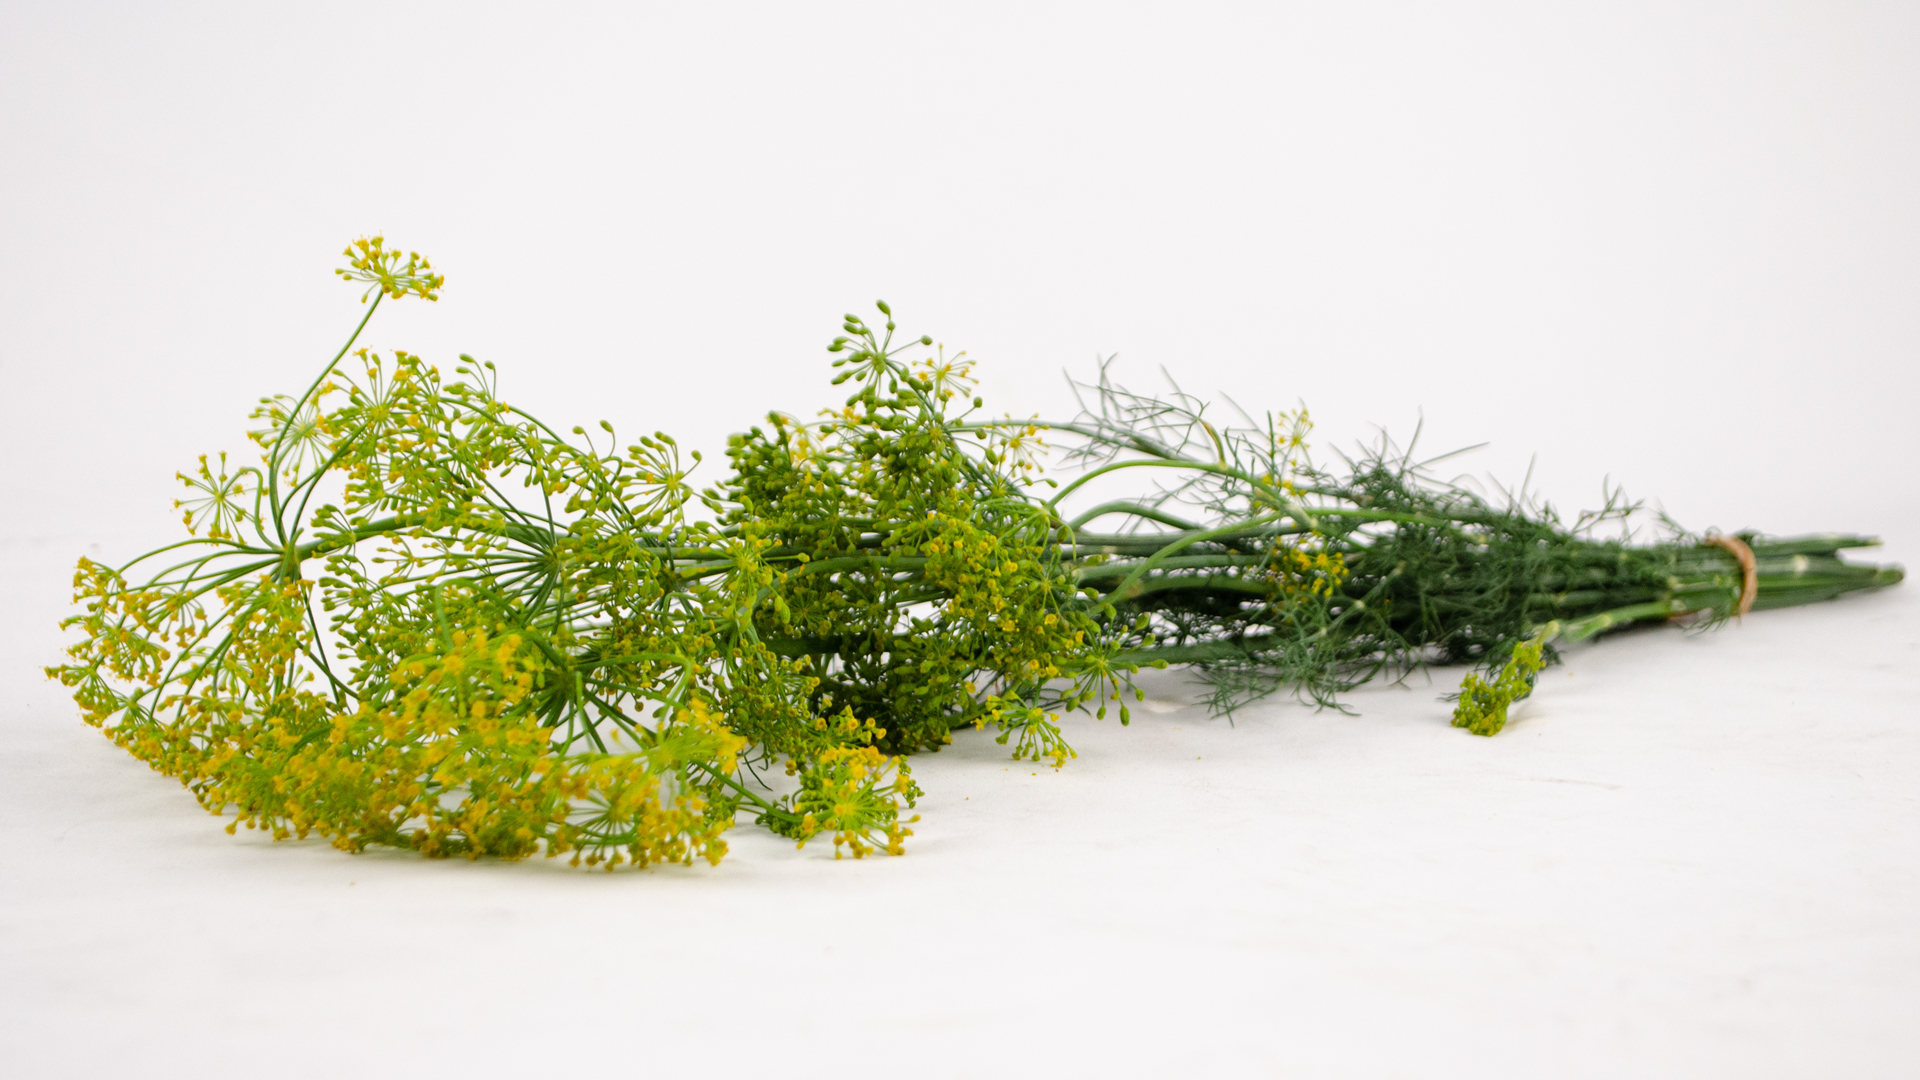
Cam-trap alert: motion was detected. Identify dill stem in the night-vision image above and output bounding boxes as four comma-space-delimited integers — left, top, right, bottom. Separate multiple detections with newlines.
266, 293, 383, 545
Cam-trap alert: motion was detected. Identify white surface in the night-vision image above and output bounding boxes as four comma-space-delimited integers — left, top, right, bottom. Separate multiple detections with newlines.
4, 4, 1918, 1077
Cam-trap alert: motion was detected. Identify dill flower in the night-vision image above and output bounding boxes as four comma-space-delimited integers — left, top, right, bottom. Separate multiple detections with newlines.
174, 453, 253, 540
335, 235, 443, 302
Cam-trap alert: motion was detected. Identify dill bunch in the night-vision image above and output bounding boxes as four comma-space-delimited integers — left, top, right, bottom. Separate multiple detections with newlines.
49, 241, 1903, 869
1027, 368, 1901, 734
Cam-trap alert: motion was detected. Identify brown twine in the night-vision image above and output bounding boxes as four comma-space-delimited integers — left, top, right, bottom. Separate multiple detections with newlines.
1702, 532, 1757, 617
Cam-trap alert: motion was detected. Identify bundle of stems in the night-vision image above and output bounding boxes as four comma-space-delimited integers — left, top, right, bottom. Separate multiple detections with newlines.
1030, 368, 1901, 732
50, 241, 1902, 869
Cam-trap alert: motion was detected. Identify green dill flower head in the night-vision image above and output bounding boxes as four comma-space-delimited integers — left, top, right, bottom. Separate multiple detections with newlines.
174, 452, 254, 540
248, 392, 332, 483
1451, 624, 1555, 736
335, 236, 444, 302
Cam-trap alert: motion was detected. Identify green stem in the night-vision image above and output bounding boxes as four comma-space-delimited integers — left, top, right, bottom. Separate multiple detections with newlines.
1106, 512, 1287, 602
267, 292, 383, 545
1065, 500, 1202, 531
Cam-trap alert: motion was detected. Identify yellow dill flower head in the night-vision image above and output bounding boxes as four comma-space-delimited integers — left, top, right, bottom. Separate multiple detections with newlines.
335, 236, 444, 302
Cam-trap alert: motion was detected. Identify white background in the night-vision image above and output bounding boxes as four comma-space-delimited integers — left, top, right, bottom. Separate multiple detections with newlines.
3, 3, 1917, 1076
